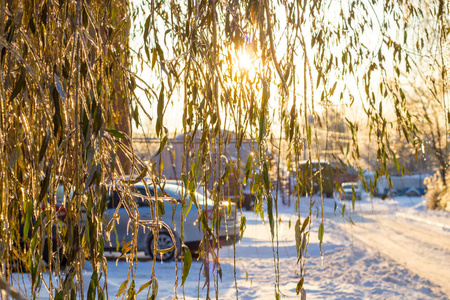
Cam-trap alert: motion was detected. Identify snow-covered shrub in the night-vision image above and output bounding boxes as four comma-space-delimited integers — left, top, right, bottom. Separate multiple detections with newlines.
424, 172, 450, 211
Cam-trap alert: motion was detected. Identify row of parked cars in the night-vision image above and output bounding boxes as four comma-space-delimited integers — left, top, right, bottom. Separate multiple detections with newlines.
339, 180, 423, 200
42, 181, 239, 265
9, 179, 240, 271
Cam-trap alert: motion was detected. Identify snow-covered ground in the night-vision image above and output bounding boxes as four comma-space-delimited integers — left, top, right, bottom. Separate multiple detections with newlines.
11, 193, 450, 299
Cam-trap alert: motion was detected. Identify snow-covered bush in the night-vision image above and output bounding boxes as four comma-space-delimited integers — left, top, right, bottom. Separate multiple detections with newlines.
424, 172, 450, 211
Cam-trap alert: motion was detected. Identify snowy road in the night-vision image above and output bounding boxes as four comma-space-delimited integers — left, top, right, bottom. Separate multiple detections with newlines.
341, 203, 450, 296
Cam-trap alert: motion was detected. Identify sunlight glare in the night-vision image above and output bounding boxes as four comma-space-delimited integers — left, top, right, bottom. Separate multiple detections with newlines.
238, 50, 253, 70
235, 47, 257, 79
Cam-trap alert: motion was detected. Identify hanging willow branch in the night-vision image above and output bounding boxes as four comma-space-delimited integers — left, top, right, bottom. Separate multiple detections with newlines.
1, 0, 448, 298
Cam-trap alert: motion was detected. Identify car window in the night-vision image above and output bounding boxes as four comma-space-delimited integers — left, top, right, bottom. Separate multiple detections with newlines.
342, 183, 358, 189
105, 186, 167, 209
106, 191, 120, 209
162, 184, 206, 204
160, 185, 181, 199
135, 186, 155, 207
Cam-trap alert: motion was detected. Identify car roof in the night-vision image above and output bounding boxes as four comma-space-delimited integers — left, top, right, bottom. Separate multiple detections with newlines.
131, 180, 218, 206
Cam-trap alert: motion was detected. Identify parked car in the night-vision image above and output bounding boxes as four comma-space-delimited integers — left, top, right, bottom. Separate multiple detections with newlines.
381, 188, 399, 199
341, 182, 362, 200
405, 187, 421, 197
104, 182, 240, 261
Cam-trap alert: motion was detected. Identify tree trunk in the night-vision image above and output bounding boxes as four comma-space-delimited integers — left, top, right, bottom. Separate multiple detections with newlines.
440, 166, 447, 187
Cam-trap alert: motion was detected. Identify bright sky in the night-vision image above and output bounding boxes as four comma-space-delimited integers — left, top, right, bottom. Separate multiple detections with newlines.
129, 0, 394, 140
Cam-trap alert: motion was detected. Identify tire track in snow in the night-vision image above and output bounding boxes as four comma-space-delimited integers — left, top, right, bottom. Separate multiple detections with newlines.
380, 217, 450, 252
396, 212, 450, 231
344, 214, 450, 297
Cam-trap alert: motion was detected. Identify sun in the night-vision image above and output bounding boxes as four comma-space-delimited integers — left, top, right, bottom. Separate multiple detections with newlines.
238, 49, 253, 70
234, 46, 258, 79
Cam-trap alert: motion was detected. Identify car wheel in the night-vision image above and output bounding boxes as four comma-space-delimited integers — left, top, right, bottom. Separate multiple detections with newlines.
148, 230, 179, 262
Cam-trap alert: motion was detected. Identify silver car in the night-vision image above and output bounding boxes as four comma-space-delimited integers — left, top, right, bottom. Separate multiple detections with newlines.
341, 182, 362, 200
104, 182, 240, 261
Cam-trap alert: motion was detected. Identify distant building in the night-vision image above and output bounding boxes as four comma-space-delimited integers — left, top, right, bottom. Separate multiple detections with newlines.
152, 130, 258, 209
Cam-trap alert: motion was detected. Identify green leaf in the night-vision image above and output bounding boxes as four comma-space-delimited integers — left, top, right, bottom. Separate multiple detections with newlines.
295, 219, 301, 255
116, 280, 128, 298
54, 291, 64, 300
84, 163, 99, 192
87, 270, 98, 300
154, 136, 168, 157
121, 240, 133, 255
155, 42, 164, 61
38, 131, 50, 163
221, 163, 231, 183
54, 73, 65, 101
262, 82, 268, 108
121, 168, 147, 185
301, 216, 310, 233
144, 45, 150, 64
316, 72, 322, 88
132, 104, 140, 128
93, 100, 103, 135
182, 245, 192, 285
28, 16, 36, 34
185, 192, 193, 219
330, 81, 337, 96
318, 223, 324, 243
240, 215, 246, 238
105, 128, 125, 139
152, 48, 158, 69
151, 277, 158, 300
289, 105, 296, 142
39, 167, 51, 202
126, 280, 136, 299
342, 204, 346, 217
136, 280, 152, 295
23, 198, 32, 242
258, 114, 266, 144
263, 162, 270, 190
200, 212, 213, 237
296, 277, 304, 295
9, 67, 26, 102
352, 194, 355, 210
267, 194, 274, 238
156, 85, 165, 136
245, 154, 253, 178
182, 174, 188, 188
157, 200, 165, 219
143, 15, 151, 42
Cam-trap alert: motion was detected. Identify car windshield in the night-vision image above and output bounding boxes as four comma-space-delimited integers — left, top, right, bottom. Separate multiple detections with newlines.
342, 183, 357, 189
160, 184, 207, 204
134, 186, 155, 207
